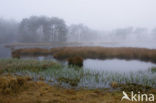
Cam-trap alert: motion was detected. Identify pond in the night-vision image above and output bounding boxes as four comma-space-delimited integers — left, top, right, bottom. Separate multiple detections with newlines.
20, 55, 156, 73
84, 59, 156, 73
0, 52, 155, 88
15, 56, 156, 88
0, 44, 11, 58
1, 43, 156, 88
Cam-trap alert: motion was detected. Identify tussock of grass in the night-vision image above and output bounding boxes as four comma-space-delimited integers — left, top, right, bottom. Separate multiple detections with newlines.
12, 47, 156, 63
1, 75, 148, 103
0, 75, 32, 95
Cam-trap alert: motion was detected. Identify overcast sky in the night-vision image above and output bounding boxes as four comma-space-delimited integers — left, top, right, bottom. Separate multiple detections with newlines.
0, 0, 156, 30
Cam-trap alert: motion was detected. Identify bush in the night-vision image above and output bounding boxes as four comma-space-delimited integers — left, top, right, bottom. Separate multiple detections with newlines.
68, 56, 83, 67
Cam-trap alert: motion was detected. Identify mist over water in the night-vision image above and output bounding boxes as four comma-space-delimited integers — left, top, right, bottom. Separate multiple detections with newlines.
0, 16, 156, 58
0, 16, 156, 46
0, 1, 156, 100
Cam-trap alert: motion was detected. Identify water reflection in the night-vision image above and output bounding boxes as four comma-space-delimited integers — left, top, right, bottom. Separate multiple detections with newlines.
0, 44, 11, 58
21, 55, 55, 61
20, 55, 156, 73
20, 55, 67, 65
84, 59, 156, 72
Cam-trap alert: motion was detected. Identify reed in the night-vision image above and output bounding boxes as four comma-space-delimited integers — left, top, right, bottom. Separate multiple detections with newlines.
12, 47, 156, 63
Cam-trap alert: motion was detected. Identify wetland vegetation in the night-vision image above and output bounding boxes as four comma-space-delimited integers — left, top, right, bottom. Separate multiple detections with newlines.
0, 46, 155, 103
0, 59, 156, 89
1, 0, 156, 102
0, 59, 156, 103
12, 47, 156, 63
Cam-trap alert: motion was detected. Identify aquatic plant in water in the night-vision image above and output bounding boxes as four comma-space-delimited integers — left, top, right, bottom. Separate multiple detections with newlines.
9, 65, 156, 89
1, 59, 155, 89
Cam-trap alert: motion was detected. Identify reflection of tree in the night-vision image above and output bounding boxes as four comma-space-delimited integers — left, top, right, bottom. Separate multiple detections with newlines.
18, 16, 68, 42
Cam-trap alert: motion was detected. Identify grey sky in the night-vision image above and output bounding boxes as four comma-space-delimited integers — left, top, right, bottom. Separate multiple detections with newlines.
0, 0, 156, 30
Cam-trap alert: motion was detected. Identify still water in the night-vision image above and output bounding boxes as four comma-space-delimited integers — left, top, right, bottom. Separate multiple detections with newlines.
19, 56, 156, 88
0, 44, 11, 58
1, 43, 156, 73
84, 59, 156, 72
19, 55, 156, 73
1, 44, 156, 88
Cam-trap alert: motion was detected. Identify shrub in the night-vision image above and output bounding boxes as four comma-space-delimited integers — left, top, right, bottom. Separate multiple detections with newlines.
68, 56, 83, 67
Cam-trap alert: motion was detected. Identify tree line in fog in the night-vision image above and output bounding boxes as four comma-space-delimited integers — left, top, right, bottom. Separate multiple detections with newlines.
0, 16, 156, 44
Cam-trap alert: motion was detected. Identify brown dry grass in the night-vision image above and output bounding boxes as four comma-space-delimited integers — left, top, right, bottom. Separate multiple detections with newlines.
1, 75, 155, 103
12, 48, 51, 58
12, 47, 156, 63
0, 75, 32, 95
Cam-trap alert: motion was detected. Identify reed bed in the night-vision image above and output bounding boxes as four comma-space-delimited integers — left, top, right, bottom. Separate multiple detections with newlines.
12, 47, 156, 63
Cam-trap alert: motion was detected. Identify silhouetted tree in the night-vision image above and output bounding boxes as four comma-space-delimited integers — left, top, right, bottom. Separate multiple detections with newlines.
18, 16, 67, 42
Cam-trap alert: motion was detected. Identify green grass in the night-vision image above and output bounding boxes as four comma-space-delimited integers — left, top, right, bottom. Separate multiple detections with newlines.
8, 65, 156, 89
0, 59, 156, 89
151, 67, 156, 73
0, 59, 60, 73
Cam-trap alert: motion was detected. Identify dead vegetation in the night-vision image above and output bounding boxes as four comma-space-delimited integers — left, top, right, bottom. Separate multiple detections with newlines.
12, 47, 156, 63
0, 75, 32, 95
1, 75, 154, 103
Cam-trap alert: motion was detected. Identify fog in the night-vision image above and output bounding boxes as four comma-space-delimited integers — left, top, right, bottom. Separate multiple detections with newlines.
0, 0, 156, 46
0, 16, 156, 44
1, 0, 156, 30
